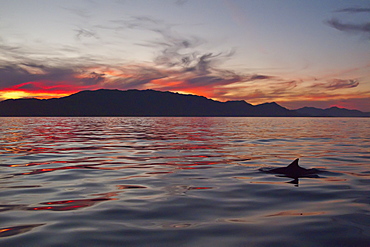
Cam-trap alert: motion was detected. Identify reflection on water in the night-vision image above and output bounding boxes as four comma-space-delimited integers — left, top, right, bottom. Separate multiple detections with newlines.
0, 224, 45, 238
0, 117, 369, 246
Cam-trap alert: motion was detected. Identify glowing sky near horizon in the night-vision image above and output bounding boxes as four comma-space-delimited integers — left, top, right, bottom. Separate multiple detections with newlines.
0, 0, 369, 111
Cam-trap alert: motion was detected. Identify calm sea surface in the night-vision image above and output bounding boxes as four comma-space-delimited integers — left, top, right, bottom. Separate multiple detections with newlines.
0, 117, 369, 247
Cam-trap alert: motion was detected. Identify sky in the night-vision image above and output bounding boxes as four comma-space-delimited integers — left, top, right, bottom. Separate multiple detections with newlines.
0, 0, 369, 111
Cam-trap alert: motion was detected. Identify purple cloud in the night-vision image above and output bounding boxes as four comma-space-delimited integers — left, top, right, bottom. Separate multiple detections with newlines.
314, 79, 360, 90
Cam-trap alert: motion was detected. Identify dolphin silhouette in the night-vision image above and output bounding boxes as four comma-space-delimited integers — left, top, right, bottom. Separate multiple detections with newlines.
259, 158, 322, 185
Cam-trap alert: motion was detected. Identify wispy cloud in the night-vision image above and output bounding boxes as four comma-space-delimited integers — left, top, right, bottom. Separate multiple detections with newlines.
313, 78, 360, 90
175, 0, 188, 6
75, 28, 99, 40
249, 74, 274, 80
94, 15, 246, 91
335, 7, 370, 13
327, 6, 370, 38
325, 79, 360, 90
327, 19, 370, 36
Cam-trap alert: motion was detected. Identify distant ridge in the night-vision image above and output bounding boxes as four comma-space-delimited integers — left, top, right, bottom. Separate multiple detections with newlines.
0, 89, 368, 117
295, 106, 370, 117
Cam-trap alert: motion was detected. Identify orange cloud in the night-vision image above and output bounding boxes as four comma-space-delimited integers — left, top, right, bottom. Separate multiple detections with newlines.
0, 80, 95, 101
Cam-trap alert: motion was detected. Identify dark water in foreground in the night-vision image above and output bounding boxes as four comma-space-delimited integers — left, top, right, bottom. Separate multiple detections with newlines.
0, 117, 369, 247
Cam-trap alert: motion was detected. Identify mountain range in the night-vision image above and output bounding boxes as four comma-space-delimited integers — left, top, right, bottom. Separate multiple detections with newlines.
0, 89, 369, 117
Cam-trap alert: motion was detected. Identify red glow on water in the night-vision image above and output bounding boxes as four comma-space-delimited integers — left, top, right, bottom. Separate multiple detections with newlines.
27, 197, 114, 211
188, 187, 213, 190
177, 166, 214, 170
30, 206, 54, 211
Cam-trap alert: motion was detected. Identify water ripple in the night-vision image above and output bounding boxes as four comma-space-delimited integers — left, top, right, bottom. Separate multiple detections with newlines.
0, 117, 369, 246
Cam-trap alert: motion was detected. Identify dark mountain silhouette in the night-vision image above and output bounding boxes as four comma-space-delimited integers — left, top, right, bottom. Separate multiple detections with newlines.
0, 89, 368, 117
0, 89, 299, 117
295, 106, 370, 117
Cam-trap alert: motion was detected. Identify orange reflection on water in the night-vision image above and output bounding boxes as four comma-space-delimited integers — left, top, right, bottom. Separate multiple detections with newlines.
266, 210, 326, 217
27, 197, 115, 211
0, 224, 44, 238
233, 176, 253, 180
341, 171, 370, 177
250, 181, 288, 185
4, 146, 51, 154
323, 178, 347, 182
170, 144, 220, 150
9, 160, 68, 167
118, 175, 151, 180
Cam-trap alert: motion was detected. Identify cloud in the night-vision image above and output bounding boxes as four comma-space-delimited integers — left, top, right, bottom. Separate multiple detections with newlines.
335, 7, 370, 13
17, 83, 39, 90
114, 15, 234, 77
152, 36, 207, 70
175, 0, 188, 6
320, 79, 360, 90
327, 6, 370, 38
249, 74, 273, 80
80, 72, 105, 85
271, 80, 298, 94
108, 16, 168, 31
63, 6, 92, 19
0, 62, 106, 92
184, 74, 240, 87
0, 64, 33, 87
103, 15, 236, 77
0, 43, 20, 55
101, 65, 166, 89
0, 42, 26, 63
327, 79, 360, 89
75, 28, 99, 40
96, 15, 245, 91
327, 19, 370, 35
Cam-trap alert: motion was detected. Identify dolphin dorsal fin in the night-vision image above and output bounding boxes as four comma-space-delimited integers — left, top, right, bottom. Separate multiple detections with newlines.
287, 158, 300, 168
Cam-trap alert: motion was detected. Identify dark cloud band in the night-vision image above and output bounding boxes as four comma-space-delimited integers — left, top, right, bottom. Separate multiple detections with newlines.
327, 19, 370, 34
335, 7, 370, 13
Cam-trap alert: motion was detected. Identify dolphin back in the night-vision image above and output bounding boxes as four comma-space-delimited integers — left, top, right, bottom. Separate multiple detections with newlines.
287, 158, 300, 168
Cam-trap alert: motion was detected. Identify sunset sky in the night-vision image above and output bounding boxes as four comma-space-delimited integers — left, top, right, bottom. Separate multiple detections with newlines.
1, 0, 369, 111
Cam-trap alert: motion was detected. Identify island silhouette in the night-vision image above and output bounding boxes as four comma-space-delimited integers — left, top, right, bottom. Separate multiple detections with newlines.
0, 89, 369, 117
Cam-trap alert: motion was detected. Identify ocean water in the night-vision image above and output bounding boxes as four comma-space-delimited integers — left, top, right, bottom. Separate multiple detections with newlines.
0, 117, 369, 247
